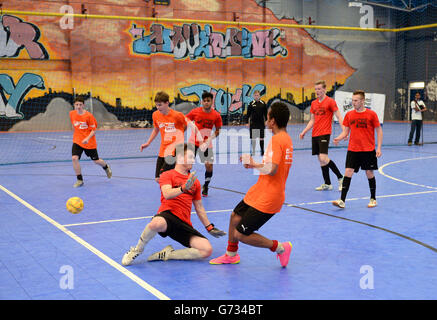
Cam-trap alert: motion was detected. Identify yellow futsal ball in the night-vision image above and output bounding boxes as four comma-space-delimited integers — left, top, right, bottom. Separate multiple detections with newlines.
66, 197, 84, 214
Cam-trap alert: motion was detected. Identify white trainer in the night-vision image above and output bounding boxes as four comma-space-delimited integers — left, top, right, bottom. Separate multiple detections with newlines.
122, 246, 143, 266
332, 199, 345, 209
147, 245, 174, 262
315, 184, 333, 191
105, 165, 112, 179
338, 177, 344, 191
73, 180, 84, 188
368, 199, 377, 208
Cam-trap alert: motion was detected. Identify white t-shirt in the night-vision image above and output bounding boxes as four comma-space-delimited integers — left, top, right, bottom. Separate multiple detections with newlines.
411, 100, 426, 120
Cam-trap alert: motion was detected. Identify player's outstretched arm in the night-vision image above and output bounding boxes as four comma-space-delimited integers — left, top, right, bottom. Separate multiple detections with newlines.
375, 126, 383, 157
299, 114, 314, 139
193, 200, 226, 238
140, 127, 159, 151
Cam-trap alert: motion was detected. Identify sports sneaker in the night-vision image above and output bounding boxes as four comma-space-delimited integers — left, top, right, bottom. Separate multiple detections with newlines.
147, 245, 174, 262
105, 165, 112, 179
408, 142, 412, 146
73, 180, 84, 188
122, 246, 143, 266
338, 177, 344, 191
332, 199, 345, 209
209, 253, 240, 265
202, 185, 208, 197
277, 241, 292, 268
315, 184, 333, 191
368, 199, 377, 208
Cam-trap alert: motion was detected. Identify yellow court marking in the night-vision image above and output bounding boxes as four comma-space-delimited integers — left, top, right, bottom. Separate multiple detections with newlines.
0, 184, 170, 301
378, 156, 437, 190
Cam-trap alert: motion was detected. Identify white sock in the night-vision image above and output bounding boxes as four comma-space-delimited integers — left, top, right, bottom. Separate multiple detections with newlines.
136, 225, 157, 252
167, 248, 203, 260
226, 250, 237, 257
275, 242, 285, 254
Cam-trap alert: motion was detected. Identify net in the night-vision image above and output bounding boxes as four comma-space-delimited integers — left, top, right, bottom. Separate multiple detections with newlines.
1, 1, 436, 166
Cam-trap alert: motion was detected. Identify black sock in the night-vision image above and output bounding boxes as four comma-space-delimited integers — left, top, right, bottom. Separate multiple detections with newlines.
77, 174, 83, 181
260, 140, 265, 155
321, 165, 331, 185
102, 164, 108, 170
341, 176, 351, 202
328, 160, 343, 179
368, 177, 376, 199
204, 171, 213, 187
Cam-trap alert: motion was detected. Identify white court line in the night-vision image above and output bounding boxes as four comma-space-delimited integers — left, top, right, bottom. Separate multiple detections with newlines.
63, 209, 233, 227
0, 183, 170, 301
64, 189, 437, 228
378, 156, 437, 190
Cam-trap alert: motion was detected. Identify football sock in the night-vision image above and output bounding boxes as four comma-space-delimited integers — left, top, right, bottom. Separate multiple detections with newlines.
341, 176, 352, 202
328, 160, 343, 179
368, 177, 376, 199
136, 225, 157, 252
167, 248, 203, 260
204, 170, 213, 187
321, 164, 331, 185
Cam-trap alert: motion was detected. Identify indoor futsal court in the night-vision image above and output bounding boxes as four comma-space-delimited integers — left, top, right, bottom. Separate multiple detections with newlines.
1, 0, 437, 301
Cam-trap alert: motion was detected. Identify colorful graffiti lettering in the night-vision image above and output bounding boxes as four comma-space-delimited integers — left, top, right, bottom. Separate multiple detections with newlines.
131, 23, 287, 60
180, 83, 266, 115
0, 15, 49, 60
0, 73, 45, 119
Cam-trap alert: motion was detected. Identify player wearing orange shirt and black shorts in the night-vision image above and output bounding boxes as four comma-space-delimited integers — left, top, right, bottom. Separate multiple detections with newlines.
332, 90, 383, 209
70, 96, 112, 188
140, 92, 187, 183
209, 102, 294, 268
299, 80, 344, 191
186, 91, 223, 197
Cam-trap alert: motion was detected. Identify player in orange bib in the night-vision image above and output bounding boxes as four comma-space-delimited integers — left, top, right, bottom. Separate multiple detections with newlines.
140, 91, 194, 183
299, 80, 345, 191
209, 102, 294, 268
332, 90, 383, 209
186, 91, 223, 197
69, 96, 112, 188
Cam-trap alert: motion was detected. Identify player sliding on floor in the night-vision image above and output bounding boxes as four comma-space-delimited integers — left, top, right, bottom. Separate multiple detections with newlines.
209, 102, 294, 268
122, 143, 226, 265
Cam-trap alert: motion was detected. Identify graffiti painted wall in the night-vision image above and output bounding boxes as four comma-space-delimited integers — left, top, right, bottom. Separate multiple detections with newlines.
1, 0, 413, 132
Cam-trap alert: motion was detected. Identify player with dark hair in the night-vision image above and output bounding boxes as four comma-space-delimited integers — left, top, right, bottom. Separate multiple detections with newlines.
122, 143, 226, 265
186, 91, 222, 197
332, 90, 383, 209
70, 96, 112, 187
209, 102, 294, 268
299, 80, 344, 191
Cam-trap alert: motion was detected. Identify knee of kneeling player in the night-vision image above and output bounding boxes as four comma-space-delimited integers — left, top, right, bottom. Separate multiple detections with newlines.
199, 243, 213, 258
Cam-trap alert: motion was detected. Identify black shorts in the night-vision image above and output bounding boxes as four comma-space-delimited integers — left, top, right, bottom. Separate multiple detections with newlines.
312, 134, 330, 155
233, 200, 274, 236
155, 156, 176, 178
345, 150, 378, 173
72, 143, 99, 160
249, 127, 265, 140
155, 210, 206, 248
194, 145, 214, 163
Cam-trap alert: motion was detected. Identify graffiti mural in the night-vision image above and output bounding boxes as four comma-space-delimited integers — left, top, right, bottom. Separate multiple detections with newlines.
0, 15, 49, 59
131, 23, 287, 60
0, 73, 45, 119
180, 83, 266, 114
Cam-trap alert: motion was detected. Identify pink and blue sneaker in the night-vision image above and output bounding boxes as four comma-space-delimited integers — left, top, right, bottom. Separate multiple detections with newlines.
209, 253, 240, 265
277, 242, 292, 268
